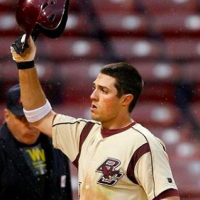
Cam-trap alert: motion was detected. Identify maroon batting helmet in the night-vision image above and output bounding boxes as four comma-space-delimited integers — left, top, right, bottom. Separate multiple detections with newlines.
15, 0, 70, 40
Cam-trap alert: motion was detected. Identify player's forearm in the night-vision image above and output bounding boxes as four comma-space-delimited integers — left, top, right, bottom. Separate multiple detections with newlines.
11, 35, 47, 110
19, 67, 47, 110
11, 35, 54, 136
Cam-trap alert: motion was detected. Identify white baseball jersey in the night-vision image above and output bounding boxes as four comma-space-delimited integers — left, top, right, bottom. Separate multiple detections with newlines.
52, 114, 178, 200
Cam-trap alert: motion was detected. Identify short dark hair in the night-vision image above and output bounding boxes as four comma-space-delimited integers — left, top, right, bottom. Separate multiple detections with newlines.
100, 62, 143, 112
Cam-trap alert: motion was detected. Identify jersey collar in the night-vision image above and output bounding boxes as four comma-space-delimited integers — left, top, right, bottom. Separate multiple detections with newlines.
101, 121, 136, 138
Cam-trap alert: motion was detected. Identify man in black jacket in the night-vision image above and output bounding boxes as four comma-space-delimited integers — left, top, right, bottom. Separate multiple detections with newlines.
0, 84, 73, 200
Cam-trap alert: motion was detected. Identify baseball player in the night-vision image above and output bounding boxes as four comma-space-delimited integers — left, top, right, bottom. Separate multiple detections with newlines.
11, 36, 180, 200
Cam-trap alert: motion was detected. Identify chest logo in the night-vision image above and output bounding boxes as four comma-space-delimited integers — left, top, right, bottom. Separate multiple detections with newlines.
96, 158, 124, 186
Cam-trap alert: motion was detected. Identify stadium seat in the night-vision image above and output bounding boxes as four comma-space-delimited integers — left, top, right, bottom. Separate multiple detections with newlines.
141, 83, 177, 103
171, 136, 200, 198
131, 102, 182, 128
99, 13, 149, 37
149, 124, 196, 155
110, 38, 163, 61
0, 60, 56, 81
0, 60, 61, 105
152, 13, 200, 37
64, 13, 93, 37
149, 125, 200, 198
0, 13, 19, 36
0, 61, 18, 82
181, 62, 200, 83
163, 38, 200, 61
172, 158, 200, 198
131, 61, 181, 82
0, 37, 18, 59
42, 37, 104, 61
92, 0, 137, 15
140, 0, 199, 15
130, 61, 181, 103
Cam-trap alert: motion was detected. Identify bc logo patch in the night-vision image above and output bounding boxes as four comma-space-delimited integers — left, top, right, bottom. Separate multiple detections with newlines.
96, 158, 124, 186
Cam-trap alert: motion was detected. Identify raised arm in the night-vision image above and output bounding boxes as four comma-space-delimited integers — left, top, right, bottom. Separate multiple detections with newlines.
10, 36, 55, 137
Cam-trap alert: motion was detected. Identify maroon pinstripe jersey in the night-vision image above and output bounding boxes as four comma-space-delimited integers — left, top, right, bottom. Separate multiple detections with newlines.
52, 114, 178, 200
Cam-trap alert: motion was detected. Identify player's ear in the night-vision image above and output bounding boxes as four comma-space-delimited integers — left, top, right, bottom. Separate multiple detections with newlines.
122, 94, 134, 107
4, 109, 10, 122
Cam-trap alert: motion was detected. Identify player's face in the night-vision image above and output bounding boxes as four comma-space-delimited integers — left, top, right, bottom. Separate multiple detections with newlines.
90, 73, 124, 127
4, 109, 40, 145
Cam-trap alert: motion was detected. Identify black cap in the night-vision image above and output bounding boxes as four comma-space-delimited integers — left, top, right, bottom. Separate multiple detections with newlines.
6, 84, 24, 116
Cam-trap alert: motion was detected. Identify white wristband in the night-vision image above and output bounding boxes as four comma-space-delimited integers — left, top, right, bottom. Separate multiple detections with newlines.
23, 99, 52, 122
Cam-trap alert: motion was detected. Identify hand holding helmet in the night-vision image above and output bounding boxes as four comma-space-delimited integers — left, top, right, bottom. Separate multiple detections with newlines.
11, 0, 70, 60
11, 35, 36, 63
10, 0, 70, 69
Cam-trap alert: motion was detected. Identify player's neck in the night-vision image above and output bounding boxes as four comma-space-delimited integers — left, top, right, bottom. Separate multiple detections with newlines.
102, 116, 133, 130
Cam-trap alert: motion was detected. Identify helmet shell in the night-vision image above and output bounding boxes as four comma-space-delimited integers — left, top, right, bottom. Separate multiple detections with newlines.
16, 0, 70, 40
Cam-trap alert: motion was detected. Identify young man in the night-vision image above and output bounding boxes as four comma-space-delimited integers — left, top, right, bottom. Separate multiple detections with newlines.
11, 36, 180, 200
0, 84, 73, 200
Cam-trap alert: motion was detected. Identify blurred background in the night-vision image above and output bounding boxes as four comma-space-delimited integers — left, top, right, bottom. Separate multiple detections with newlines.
1, 0, 200, 199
